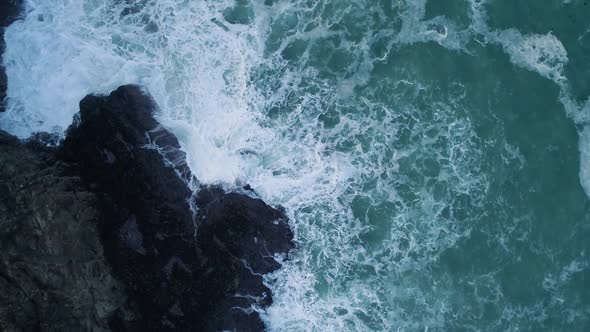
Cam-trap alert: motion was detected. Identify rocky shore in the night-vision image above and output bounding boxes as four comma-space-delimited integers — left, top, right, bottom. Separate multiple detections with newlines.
0, 86, 294, 331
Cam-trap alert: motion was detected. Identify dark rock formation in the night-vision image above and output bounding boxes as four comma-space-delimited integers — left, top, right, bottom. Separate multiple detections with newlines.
62, 86, 199, 331
195, 187, 293, 331
0, 84, 292, 330
61, 85, 294, 331
0, 130, 128, 331
0, 0, 23, 112
0, 1, 21, 27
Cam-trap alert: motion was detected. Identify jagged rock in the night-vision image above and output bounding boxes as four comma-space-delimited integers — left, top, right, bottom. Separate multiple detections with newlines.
62, 85, 199, 331
195, 187, 294, 331
0, 84, 293, 331
62, 85, 294, 331
0, 130, 128, 331
0, 0, 23, 112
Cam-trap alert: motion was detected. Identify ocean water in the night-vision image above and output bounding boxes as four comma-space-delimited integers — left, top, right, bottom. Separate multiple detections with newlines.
1, 0, 589, 330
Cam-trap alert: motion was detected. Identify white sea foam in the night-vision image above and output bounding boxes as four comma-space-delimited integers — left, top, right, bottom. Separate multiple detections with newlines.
0, 0, 491, 330
493, 30, 568, 83
578, 125, 590, 197
395, 0, 470, 50
467, 0, 569, 84
467, 0, 590, 201
1, 0, 586, 330
1, 0, 274, 185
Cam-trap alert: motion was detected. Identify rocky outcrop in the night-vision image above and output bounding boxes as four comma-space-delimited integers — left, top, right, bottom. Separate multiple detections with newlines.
0, 131, 128, 331
0, 85, 292, 331
0, 0, 23, 112
61, 85, 294, 331
195, 187, 293, 331
62, 86, 200, 331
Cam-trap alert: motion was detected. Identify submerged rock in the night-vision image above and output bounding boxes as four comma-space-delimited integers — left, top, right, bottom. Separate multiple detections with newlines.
61, 85, 294, 331
0, 130, 128, 331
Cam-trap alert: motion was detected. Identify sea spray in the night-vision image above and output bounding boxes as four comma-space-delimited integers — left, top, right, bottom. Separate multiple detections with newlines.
1, 0, 589, 330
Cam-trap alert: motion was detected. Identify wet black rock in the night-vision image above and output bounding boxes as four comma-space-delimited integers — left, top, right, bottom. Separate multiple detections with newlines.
0, 0, 23, 112
0, 130, 129, 331
0, 84, 293, 330
61, 85, 195, 330
195, 187, 294, 331
62, 85, 294, 331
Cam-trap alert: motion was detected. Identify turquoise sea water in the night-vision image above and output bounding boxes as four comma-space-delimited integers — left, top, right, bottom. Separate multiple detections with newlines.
1, 0, 589, 330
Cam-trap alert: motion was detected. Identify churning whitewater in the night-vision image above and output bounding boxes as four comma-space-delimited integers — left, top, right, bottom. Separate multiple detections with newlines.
2, 0, 589, 330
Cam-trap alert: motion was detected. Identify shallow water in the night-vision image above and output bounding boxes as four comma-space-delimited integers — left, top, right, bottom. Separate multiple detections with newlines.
1, 0, 589, 330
